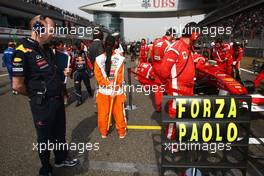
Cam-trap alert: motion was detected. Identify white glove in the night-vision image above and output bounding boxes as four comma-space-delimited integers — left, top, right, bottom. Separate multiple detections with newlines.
232, 61, 237, 66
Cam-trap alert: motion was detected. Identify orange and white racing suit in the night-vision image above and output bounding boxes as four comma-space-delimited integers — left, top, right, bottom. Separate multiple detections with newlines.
94, 52, 127, 137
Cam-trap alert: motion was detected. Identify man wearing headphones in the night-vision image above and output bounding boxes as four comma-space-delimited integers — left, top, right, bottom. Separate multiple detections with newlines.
12, 15, 78, 176
156, 22, 199, 139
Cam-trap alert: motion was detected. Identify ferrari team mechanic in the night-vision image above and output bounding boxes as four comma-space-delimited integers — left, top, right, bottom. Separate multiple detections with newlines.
212, 38, 233, 75
155, 22, 199, 140
94, 35, 127, 139
70, 42, 93, 107
139, 38, 149, 64
230, 41, 243, 83
147, 41, 154, 62
150, 28, 175, 112
12, 15, 78, 176
254, 64, 264, 88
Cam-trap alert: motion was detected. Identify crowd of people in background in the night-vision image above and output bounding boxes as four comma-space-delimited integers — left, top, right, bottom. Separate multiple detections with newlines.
206, 4, 264, 40
21, 0, 88, 21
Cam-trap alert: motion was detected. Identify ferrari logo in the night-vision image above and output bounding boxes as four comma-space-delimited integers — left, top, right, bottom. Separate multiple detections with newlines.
182, 51, 188, 60
142, 0, 151, 9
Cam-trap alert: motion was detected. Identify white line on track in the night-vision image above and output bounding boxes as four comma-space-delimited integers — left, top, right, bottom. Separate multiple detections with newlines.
240, 68, 255, 74
82, 160, 159, 174
0, 74, 8, 77
248, 138, 264, 145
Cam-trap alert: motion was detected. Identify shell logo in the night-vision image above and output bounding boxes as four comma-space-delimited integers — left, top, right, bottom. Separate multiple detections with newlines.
224, 78, 234, 82
14, 57, 22, 62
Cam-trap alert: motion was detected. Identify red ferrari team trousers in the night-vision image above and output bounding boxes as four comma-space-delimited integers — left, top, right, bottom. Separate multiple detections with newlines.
167, 85, 194, 118
165, 85, 194, 140
154, 86, 163, 112
254, 70, 264, 88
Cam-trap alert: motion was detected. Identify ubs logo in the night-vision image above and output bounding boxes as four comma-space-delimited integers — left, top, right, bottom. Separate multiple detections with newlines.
142, 0, 151, 9
142, 0, 175, 9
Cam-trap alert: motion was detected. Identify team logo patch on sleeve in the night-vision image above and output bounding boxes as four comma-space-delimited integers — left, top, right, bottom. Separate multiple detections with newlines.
182, 51, 188, 60
36, 59, 49, 69
14, 57, 22, 63
13, 62, 23, 67
13, 68, 23, 72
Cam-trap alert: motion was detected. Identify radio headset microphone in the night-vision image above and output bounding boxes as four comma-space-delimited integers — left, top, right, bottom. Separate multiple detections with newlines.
33, 15, 46, 36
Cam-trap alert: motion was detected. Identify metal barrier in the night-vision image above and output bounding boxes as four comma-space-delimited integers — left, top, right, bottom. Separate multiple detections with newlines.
244, 47, 264, 58
126, 67, 137, 110
160, 96, 252, 176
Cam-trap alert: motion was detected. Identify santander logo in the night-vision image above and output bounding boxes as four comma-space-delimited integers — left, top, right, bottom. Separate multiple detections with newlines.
142, 0, 176, 9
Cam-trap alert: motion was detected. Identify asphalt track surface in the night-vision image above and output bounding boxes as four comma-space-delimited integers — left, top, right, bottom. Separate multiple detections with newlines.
0, 56, 263, 176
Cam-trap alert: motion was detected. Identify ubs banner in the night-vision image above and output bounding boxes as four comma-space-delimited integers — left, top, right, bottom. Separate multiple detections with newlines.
161, 96, 252, 176
141, 0, 176, 9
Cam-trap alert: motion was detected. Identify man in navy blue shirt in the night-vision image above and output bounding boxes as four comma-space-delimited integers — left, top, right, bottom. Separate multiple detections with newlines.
54, 40, 70, 105
2, 42, 15, 81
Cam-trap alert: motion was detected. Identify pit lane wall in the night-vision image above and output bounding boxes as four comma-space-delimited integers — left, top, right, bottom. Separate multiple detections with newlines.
244, 46, 264, 59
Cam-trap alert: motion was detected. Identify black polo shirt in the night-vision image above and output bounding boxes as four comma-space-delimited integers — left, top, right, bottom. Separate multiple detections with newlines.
12, 37, 62, 97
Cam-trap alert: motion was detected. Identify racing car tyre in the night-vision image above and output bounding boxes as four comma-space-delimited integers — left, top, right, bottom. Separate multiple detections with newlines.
243, 80, 255, 94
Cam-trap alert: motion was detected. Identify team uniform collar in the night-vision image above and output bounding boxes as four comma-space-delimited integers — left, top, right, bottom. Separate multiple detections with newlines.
162, 36, 168, 41
25, 37, 40, 49
103, 50, 117, 56
180, 37, 190, 50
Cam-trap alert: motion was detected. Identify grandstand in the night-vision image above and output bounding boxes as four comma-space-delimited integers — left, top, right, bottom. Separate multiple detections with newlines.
199, 0, 264, 49
0, 0, 111, 52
